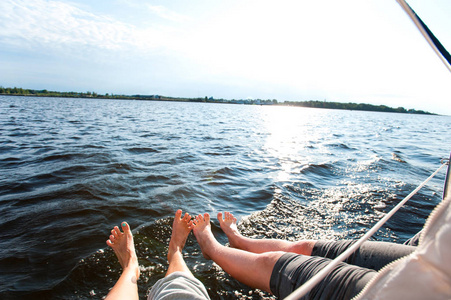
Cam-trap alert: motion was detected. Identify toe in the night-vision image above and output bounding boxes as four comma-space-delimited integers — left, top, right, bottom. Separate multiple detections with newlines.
121, 222, 131, 233
112, 227, 120, 238
204, 213, 210, 223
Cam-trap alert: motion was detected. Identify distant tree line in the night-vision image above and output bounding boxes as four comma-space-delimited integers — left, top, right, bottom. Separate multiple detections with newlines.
0, 86, 133, 99
280, 100, 433, 114
0, 86, 434, 115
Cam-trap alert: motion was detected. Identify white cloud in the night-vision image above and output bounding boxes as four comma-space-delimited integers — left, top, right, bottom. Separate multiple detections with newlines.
115, 0, 191, 23
0, 0, 175, 55
144, 4, 191, 23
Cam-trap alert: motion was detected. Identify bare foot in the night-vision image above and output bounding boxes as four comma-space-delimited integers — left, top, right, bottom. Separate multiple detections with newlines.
106, 222, 140, 280
190, 213, 217, 260
168, 209, 193, 262
217, 212, 241, 248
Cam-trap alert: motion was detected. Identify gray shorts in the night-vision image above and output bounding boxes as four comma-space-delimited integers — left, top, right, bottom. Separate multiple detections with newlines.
270, 240, 415, 300
148, 271, 210, 300
312, 240, 415, 271
270, 253, 376, 300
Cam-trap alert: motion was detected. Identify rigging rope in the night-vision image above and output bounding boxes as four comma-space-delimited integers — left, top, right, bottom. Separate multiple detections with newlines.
396, 0, 451, 73
285, 161, 448, 300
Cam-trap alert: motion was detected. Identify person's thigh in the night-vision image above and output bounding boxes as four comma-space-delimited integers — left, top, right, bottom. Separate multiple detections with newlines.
312, 240, 415, 271
270, 253, 376, 300
148, 271, 210, 300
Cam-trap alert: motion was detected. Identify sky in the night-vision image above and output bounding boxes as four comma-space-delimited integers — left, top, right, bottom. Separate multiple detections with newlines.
1, 0, 450, 114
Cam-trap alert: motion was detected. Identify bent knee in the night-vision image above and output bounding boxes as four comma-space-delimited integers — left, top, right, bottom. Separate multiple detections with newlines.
256, 251, 285, 269
289, 240, 316, 255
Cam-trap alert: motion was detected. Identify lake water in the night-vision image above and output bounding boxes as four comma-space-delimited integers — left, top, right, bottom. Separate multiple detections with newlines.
0, 96, 449, 299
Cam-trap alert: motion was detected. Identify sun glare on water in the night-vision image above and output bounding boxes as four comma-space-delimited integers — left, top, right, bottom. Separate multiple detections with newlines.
260, 106, 321, 182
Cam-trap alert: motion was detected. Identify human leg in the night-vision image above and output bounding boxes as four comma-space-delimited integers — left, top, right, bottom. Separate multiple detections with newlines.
194, 213, 377, 299
166, 209, 194, 277
218, 211, 316, 255
191, 213, 284, 293
148, 209, 211, 299
105, 222, 140, 300
312, 240, 416, 271
270, 253, 376, 300
218, 211, 415, 272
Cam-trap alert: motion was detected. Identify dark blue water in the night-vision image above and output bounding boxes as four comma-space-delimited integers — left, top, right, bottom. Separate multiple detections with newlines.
0, 96, 449, 299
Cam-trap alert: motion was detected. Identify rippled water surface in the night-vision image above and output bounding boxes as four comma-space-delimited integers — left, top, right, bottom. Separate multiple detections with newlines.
0, 96, 449, 299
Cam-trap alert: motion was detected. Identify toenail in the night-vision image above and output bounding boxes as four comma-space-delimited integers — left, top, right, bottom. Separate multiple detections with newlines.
122, 222, 126, 227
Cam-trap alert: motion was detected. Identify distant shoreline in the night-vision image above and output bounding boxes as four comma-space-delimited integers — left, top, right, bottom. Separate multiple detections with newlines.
0, 86, 436, 115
